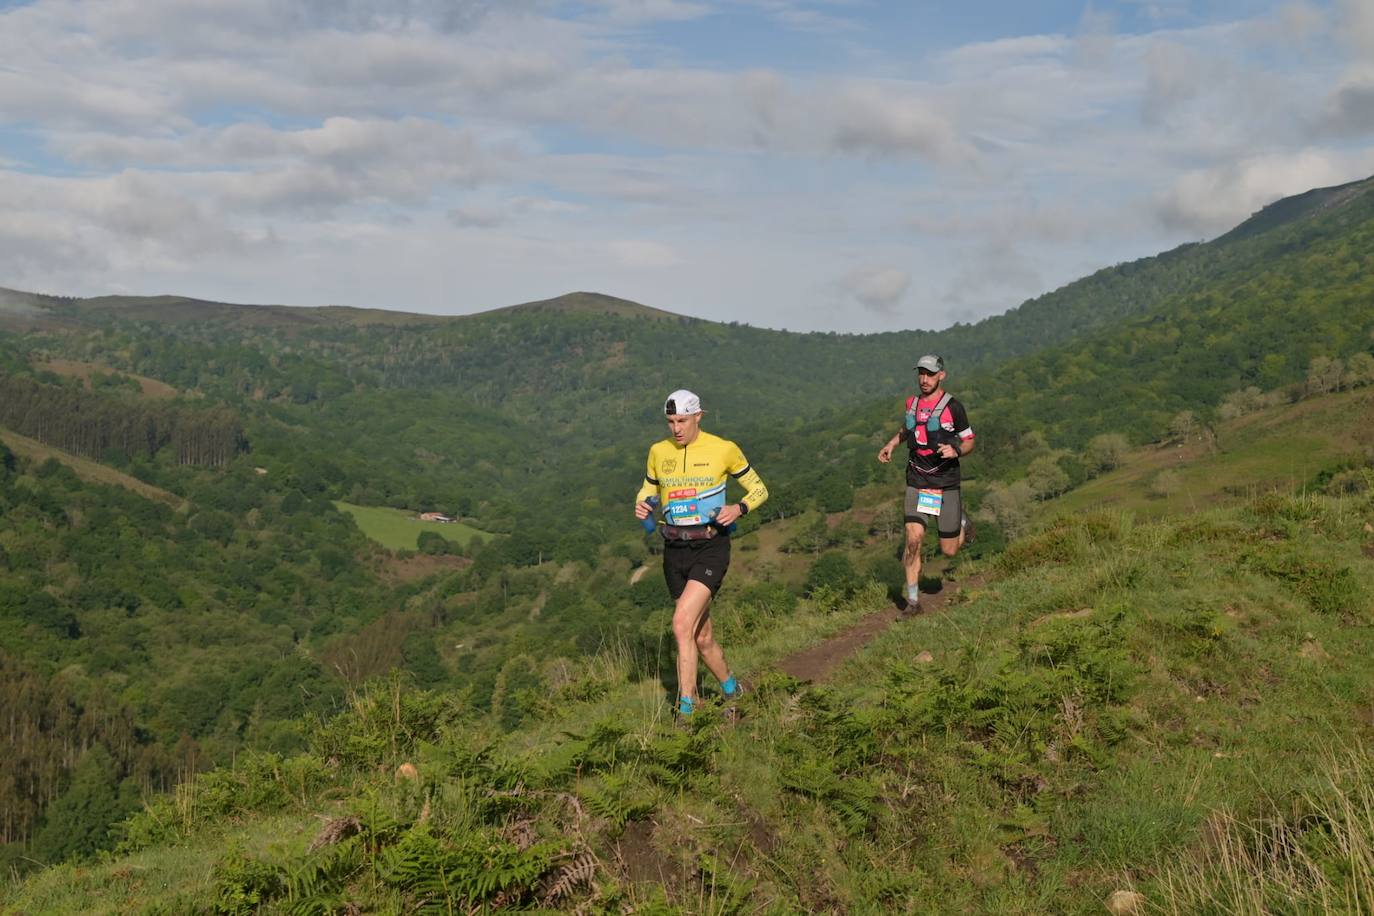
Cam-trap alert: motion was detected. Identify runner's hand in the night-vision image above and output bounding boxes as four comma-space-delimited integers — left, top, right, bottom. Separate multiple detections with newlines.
877, 444, 893, 463
716, 504, 743, 526
936, 443, 959, 459
634, 501, 652, 520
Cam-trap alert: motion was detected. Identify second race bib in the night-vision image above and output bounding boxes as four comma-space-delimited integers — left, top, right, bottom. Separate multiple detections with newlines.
916, 488, 943, 516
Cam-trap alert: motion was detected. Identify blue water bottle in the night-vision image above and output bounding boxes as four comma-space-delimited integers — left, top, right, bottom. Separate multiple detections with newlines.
641, 495, 660, 533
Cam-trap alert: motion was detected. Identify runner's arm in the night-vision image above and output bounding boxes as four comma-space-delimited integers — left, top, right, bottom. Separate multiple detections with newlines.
725, 443, 767, 517
635, 448, 659, 516
878, 431, 903, 463
731, 465, 767, 515
936, 401, 975, 459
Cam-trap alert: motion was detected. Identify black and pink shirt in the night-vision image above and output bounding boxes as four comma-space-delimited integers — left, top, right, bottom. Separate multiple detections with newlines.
898, 393, 974, 490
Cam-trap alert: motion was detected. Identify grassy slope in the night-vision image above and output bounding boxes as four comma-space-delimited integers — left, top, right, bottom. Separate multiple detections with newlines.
31, 358, 179, 399
1050, 387, 1374, 521
9, 467, 1373, 912
333, 501, 491, 550
0, 426, 187, 510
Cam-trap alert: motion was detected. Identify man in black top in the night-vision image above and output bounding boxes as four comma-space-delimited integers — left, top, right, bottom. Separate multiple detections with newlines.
877, 354, 975, 612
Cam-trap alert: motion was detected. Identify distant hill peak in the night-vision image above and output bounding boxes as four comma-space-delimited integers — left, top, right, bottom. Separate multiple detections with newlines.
1218, 173, 1374, 243
0, 286, 688, 328
480, 291, 683, 320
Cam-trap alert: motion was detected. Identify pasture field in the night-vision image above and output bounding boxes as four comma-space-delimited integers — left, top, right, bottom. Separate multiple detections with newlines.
333, 500, 490, 550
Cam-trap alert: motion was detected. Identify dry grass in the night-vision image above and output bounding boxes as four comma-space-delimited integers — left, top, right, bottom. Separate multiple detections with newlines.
34, 358, 178, 399
1147, 746, 1374, 914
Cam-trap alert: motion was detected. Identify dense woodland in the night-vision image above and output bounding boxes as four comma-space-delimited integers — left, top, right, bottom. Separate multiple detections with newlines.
0, 375, 244, 466
1, 176, 1374, 871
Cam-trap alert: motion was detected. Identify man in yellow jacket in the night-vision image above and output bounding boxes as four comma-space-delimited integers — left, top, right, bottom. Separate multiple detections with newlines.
635, 389, 768, 720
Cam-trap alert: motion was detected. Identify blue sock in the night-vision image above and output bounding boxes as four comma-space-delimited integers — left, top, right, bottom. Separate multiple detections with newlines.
677, 696, 695, 716
906, 584, 921, 602
721, 676, 738, 697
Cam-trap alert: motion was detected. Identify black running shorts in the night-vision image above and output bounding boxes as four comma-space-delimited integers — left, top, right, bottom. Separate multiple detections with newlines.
662, 536, 731, 599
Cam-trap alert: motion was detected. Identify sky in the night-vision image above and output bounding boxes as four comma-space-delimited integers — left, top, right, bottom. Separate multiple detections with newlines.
2, 0, 1373, 333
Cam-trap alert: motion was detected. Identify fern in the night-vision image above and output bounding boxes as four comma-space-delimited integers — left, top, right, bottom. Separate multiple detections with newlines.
283, 835, 364, 913
379, 826, 560, 909
540, 851, 598, 905
777, 757, 878, 835
210, 845, 285, 915
578, 772, 655, 829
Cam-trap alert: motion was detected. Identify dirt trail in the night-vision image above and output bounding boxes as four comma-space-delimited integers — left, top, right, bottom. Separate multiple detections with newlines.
776, 577, 975, 683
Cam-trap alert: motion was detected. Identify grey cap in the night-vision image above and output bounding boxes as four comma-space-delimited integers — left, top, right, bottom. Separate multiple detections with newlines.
913, 354, 944, 373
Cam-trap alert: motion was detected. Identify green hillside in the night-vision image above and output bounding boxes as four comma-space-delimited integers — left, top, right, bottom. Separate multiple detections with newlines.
3, 175, 1374, 895
1048, 386, 1374, 521
6, 484, 1371, 912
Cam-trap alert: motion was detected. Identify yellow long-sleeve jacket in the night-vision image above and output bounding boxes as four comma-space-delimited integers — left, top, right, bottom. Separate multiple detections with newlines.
635, 430, 768, 527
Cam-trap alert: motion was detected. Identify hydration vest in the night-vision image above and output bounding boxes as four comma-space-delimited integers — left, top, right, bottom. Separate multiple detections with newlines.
905, 392, 953, 437
905, 391, 960, 470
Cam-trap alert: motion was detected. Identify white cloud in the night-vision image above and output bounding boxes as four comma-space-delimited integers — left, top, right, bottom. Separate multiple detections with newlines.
588, 0, 713, 23
607, 239, 683, 267
1321, 69, 1374, 136
1155, 148, 1374, 234
0, 0, 1372, 332
1141, 40, 1210, 124
841, 266, 911, 314
828, 84, 976, 163
1339, 0, 1374, 60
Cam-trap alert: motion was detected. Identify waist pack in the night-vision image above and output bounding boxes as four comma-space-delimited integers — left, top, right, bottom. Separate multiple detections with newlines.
660, 523, 721, 542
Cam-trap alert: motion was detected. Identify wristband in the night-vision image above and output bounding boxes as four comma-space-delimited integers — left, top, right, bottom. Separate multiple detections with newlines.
739, 502, 749, 515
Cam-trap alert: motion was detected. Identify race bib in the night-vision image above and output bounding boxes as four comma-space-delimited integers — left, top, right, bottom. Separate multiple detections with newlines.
916, 488, 943, 516
665, 488, 704, 525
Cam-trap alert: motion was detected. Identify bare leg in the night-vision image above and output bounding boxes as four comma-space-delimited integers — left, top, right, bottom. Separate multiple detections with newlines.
693, 615, 730, 684
903, 521, 926, 594
939, 529, 964, 558
672, 580, 719, 702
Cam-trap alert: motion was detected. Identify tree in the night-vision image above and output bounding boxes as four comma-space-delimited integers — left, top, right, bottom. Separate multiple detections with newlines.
1344, 352, 1374, 390
783, 515, 830, 555
868, 502, 902, 539
31, 747, 132, 863
1027, 454, 1070, 500
1085, 433, 1129, 474
1018, 430, 1049, 456
1307, 356, 1344, 396
1218, 386, 1266, 420
1168, 410, 1198, 443
979, 480, 1035, 540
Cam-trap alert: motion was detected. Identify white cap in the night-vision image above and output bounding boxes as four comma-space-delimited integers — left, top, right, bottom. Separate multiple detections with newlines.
663, 389, 702, 416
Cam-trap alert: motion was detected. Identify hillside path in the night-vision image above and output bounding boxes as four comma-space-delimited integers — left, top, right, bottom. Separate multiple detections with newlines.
775, 576, 977, 683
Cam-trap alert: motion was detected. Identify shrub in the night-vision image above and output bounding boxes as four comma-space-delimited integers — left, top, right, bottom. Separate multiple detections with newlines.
804, 552, 863, 599
1148, 469, 1184, 499
1243, 546, 1367, 617
417, 530, 452, 555
734, 580, 799, 616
